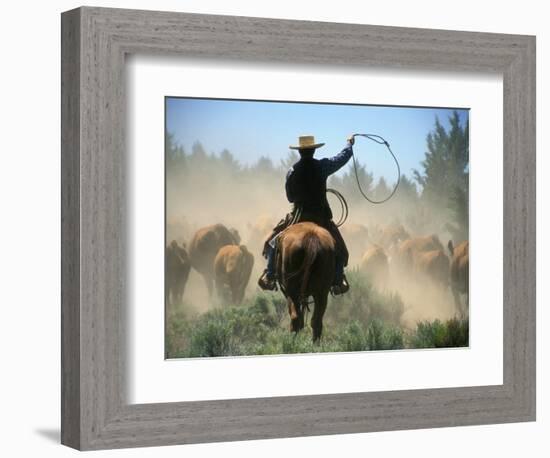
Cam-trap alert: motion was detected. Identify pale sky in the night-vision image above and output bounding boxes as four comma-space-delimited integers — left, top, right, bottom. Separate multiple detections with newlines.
166, 97, 469, 183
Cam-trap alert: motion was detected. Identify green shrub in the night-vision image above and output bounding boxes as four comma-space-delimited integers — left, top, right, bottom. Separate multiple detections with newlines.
335, 321, 368, 352
444, 317, 470, 347
409, 318, 469, 348
281, 331, 317, 354
366, 319, 404, 351
171, 293, 286, 357
326, 269, 405, 328
185, 312, 235, 357
165, 287, 466, 357
165, 302, 196, 358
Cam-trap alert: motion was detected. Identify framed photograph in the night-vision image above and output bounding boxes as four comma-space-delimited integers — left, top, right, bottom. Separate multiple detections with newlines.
164, 97, 470, 355
61, 6, 536, 450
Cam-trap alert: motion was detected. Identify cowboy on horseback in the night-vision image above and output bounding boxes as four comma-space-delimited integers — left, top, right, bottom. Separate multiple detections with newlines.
258, 134, 354, 295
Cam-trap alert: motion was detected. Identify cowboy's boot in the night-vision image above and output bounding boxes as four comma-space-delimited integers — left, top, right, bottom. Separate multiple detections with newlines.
331, 271, 350, 295
258, 270, 277, 291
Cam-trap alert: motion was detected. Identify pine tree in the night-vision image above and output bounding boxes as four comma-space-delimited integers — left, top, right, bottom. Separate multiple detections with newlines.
255, 156, 276, 175
191, 141, 207, 161
446, 186, 469, 241
328, 159, 374, 204
279, 151, 299, 172
372, 177, 390, 201
396, 174, 418, 202
413, 111, 469, 237
219, 148, 240, 173
166, 132, 186, 176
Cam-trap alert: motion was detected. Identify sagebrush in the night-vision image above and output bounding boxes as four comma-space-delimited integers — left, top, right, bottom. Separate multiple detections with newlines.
166, 274, 468, 358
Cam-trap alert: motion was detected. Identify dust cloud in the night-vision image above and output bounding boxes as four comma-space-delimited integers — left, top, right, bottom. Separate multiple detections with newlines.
166, 142, 468, 327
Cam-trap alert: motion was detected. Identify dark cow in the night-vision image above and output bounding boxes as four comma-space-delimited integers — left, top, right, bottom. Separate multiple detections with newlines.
448, 240, 469, 316
360, 245, 389, 289
165, 240, 191, 305
214, 245, 254, 304
413, 249, 450, 288
188, 224, 240, 296
392, 234, 445, 272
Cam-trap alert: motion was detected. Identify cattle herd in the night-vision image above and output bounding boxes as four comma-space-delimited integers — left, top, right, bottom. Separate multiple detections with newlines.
166, 223, 254, 307
356, 224, 469, 317
166, 218, 469, 319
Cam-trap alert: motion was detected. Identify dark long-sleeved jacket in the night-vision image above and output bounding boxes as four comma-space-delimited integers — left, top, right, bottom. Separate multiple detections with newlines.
285, 142, 353, 220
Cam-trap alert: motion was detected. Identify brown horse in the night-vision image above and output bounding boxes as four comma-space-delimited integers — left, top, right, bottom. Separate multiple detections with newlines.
276, 222, 336, 342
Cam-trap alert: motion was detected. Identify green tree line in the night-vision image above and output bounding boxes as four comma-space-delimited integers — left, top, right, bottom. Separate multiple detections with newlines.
166, 111, 469, 241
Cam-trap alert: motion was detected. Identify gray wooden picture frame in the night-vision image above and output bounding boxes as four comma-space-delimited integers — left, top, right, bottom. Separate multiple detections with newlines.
61, 6, 536, 451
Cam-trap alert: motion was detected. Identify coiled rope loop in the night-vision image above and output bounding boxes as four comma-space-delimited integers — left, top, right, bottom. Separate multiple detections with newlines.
351, 133, 401, 204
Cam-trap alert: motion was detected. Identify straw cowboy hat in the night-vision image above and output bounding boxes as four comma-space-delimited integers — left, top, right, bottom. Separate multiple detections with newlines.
289, 135, 325, 150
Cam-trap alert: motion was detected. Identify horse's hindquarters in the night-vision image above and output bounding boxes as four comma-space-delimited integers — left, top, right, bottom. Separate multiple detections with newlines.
277, 222, 336, 340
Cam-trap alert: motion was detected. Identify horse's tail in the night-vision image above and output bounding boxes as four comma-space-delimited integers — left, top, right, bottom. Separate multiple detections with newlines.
298, 232, 322, 300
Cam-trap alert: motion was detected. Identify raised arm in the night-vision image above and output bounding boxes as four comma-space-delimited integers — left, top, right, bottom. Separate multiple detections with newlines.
319, 138, 355, 177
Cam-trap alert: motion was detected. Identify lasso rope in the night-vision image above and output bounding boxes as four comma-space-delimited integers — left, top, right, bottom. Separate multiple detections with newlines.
324, 134, 400, 226
327, 188, 348, 227
351, 133, 401, 204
